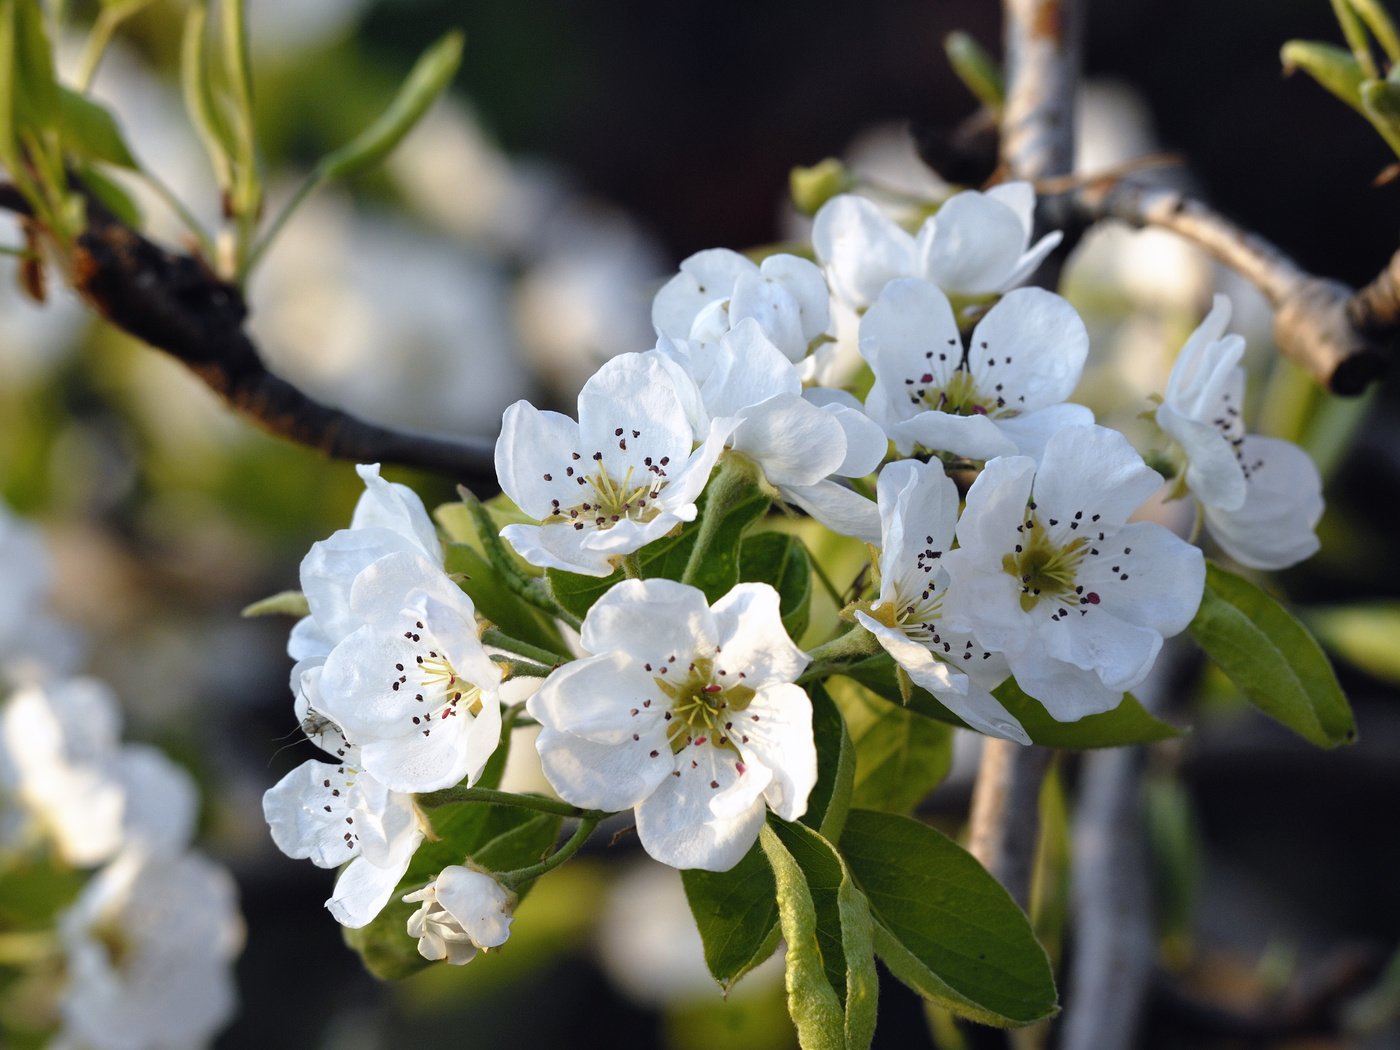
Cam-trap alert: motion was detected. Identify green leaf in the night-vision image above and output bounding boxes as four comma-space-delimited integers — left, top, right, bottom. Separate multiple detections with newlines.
682, 839, 781, 993
318, 31, 464, 181
827, 676, 953, 814
180, 2, 236, 191
11, 0, 58, 130
1281, 40, 1366, 113
1190, 562, 1355, 747
740, 531, 812, 642
840, 809, 1057, 1027
240, 589, 309, 618
548, 486, 771, 619
762, 821, 878, 1050
1359, 78, 1400, 155
343, 803, 560, 980
444, 540, 566, 655
1350, 0, 1400, 62
802, 681, 855, 839
944, 31, 1005, 110
841, 653, 1181, 748
73, 162, 142, 227
1306, 601, 1400, 686
58, 88, 137, 167
0, 3, 18, 167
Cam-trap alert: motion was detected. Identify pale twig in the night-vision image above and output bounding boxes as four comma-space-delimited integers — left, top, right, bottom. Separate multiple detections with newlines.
1068, 177, 1389, 395
967, 740, 1054, 910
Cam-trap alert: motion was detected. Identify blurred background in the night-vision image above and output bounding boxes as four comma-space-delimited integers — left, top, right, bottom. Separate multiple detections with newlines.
3, 0, 1400, 1047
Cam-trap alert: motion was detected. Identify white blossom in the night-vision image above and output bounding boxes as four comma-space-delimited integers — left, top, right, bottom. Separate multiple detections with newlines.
264, 668, 426, 928
529, 579, 816, 872
0, 679, 197, 866
57, 848, 242, 1050
292, 462, 444, 661
652, 248, 830, 365
403, 864, 515, 965
860, 278, 1092, 461
314, 552, 502, 794
495, 352, 734, 576
943, 426, 1205, 720
1156, 295, 1323, 569
812, 183, 1062, 309
854, 460, 1028, 743
652, 320, 886, 543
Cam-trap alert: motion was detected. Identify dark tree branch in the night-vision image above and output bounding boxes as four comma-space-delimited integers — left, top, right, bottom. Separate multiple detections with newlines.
1069, 177, 1390, 395
4, 185, 497, 486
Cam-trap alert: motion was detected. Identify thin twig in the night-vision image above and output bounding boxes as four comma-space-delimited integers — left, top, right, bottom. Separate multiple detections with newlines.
1, 184, 497, 486
1069, 177, 1389, 395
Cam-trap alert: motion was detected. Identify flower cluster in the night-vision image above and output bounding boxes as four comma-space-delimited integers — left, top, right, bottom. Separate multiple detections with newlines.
262, 181, 1326, 980
0, 503, 243, 1050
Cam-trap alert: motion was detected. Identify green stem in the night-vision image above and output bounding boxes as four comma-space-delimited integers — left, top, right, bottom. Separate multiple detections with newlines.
489, 654, 552, 678
798, 625, 881, 683
138, 169, 216, 260
417, 785, 605, 821
481, 628, 569, 667
457, 489, 581, 628
681, 457, 762, 587
619, 553, 643, 579
241, 163, 320, 279
497, 816, 600, 889
808, 550, 847, 608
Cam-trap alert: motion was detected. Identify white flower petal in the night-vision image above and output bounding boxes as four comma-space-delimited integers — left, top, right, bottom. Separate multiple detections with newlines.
1203, 435, 1323, 570
528, 651, 667, 745
328, 853, 413, 929
966, 288, 1089, 410
535, 726, 673, 812
494, 401, 583, 519
350, 464, 442, 563
917, 188, 1032, 295
993, 403, 1096, 462
856, 613, 1027, 743
730, 684, 816, 820
652, 248, 754, 339
579, 578, 716, 659
812, 194, 917, 308
729, 269, 809, 362
859, 278, 964, 406
1032, 426, 1164, 528
711, 583, 810, 688
780, 479, 882, 545
758, 253, 831, 345
732, 393, 848, 487
433, 866, 516, 949
635, 753, 767, 871
887, 411, 1019, 460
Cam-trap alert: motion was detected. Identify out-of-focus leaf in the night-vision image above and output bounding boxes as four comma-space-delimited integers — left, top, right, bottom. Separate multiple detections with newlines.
1306, 601, 1400, 686
240, 589, 309, 618
318, 32, 463, 181
945, 31, 1005, 110
741, 531, 812, 642
58, 88, 137, 167
1281, 40, 1366, 112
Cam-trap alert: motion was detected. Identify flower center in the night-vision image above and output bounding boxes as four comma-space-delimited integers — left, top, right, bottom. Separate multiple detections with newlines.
1002, 515, 1091, 612
653, 655, 756, 754
392, 619, 484, 736
544, 459, 670, 532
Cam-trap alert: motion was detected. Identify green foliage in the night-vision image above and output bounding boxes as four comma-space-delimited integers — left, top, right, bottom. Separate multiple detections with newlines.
344, 803, 561, 980
802, 682, 856, 840
1189, 561, 1355, 747
944, 31, 1005, 111
57, 89, 137, 168
1306, 600, 1400, 684
840, 810, 1058, 1027
548, 486, 771, 619
827, 676, 953, 815
682, 840, 782, 993
317, 31, 464, 181
841, 651, 1182, 748
240, 589, 310, 618
761, 820, 878, 1050
741, 531, 813, 642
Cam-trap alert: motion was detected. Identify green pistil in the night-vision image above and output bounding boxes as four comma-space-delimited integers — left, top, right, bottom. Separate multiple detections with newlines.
654, 656, 756, 753
1002, 518, 1088, 612
544, 465, 661, 531
924, 368, 986, 416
